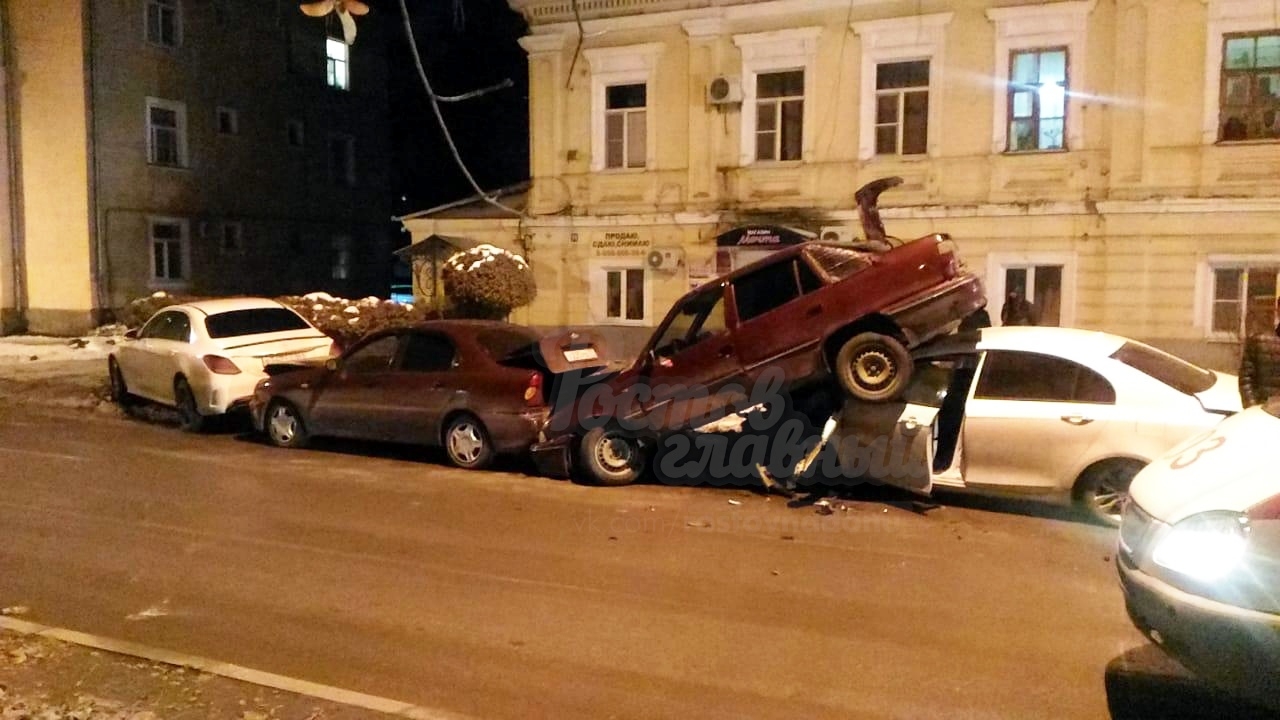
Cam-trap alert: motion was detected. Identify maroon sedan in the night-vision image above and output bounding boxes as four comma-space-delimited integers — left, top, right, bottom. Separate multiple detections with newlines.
249, 321, 603, 470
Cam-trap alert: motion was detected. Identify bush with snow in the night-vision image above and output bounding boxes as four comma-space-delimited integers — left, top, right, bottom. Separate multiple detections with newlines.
442, 244, 535, 320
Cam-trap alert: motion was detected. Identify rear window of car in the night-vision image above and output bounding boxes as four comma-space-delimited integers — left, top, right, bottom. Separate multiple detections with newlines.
806, 245, 872, 280
204, 308, 314, 339
1109, 341, 1216, 395
476, 327, 540, 361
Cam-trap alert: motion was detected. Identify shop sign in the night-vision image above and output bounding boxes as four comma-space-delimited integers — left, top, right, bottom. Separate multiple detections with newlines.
592, 231, 652, 257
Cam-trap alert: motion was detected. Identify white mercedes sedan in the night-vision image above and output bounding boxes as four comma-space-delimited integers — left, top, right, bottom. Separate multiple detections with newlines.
108, 297, 336, 431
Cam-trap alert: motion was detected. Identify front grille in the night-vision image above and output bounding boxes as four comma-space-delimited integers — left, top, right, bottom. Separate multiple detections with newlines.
1120, 501, 1158, 559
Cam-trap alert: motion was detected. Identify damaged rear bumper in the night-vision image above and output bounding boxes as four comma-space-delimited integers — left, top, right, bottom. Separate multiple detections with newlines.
530, 434, 574, 478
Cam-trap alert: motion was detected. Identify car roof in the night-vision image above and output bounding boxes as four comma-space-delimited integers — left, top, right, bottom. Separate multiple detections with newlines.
171, 297, 288, 315
976, 326, 1128, 358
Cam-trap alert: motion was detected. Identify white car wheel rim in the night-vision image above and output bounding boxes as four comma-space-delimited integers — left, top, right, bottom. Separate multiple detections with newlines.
448, 423, 484, 464
269, 406, 297, 444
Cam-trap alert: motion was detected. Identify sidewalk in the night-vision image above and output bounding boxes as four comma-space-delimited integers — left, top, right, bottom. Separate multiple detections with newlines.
0, 334, 118, 411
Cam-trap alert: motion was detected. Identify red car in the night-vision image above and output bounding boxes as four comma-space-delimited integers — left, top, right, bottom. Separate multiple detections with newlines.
250, 321, 604, 470
533, 176, 987, 486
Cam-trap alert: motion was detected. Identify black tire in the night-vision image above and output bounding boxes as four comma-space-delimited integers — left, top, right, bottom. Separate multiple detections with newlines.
443, 414, 494, 470
174, 377, 207, 433
834, 331, 913, 402
579, 425, 647, 486
1075, 459, 1144, 527
107, 357, 136, 408
264, 399, 310, 449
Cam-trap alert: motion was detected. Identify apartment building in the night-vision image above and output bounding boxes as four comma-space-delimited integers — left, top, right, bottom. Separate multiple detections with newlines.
399, 0, 1280, 369
0, 0, 393, 335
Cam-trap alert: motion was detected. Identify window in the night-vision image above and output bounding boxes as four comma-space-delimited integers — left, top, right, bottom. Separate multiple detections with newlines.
400, 334, 457, 373
145, 0, 180, 48
653, 288, 726, 357
140, 311, 191, 342
1002, 264, 1063, 326
806, 245, 871, 280
974, 351, 1115, 404
219, 222, 243, 255
204, 309, 312, 339
796, 256, 825, 294
1110, 342, 1217, 395
875, 60, 930, 155
476, 327, 541, 362
755, 70, 804, 162
1219, 31, 1280, 141
1208, 263, 1279, 337
733, 260, 802, 322
604, 84, 646, 169
331, 236, 352, 280
606, 268, 646, 321
1007, 48, 1068, 152
287, 120, 305, 148
328, 135, 356, 187
146, 98, 187, 167
326, 37, 349, 90
344, 336, 398, 374
149, 218, 188, 285
216, 107, 239, 135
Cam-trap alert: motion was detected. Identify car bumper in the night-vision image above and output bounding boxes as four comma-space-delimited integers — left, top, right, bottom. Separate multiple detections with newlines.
1117, 556, 1280, 708
888, 274, 986, 346
193, 371, 265, 416
530, 434, 574, 478
484, 408, 551, 455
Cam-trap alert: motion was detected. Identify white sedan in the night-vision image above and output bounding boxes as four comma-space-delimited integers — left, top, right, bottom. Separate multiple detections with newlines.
1117, 398, 1280, 711
837, 326, 1242, 525
108, 297, 336, 431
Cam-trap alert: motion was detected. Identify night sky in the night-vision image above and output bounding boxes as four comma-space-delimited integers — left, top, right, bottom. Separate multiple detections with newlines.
379, 0, 531, 220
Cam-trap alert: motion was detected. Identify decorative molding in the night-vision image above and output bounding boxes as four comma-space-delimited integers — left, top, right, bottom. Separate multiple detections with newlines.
582, 42, 664, 73
518, 32, 568, 54
852, 12, 953, 160
732, 27, 822, 166
681, 16, 726, 40
583, 44, 666, 172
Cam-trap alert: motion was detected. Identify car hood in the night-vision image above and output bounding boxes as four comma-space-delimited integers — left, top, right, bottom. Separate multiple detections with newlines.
261, 364, 329, 391
1129, 405, 1280, 524
1194, 370, 1243, 414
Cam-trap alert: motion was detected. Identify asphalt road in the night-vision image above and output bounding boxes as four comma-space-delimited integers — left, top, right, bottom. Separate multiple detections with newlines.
0, 404, 1255, 719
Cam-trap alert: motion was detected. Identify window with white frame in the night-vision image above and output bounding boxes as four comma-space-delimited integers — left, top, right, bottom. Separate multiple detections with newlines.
328, 134, 356, 187
875, 61, 930, 155
853, 12, 952, 161
605, 268, 646, 322
1218, 30, 1280, 141
986, 1, 1092, 155
216, 106, 239, 136
604, 84, 647, 169
1207, 261, 1280, 337
287, 119, 305, 148
145, 0, 180, 48
987, 252, 1076, 327
1007, 47, 1068, 152
150, 218, 188, 285
755, 70, 804, 162
326, 37, 349, 90
146, 98, 187, 167
219, 222, 243, 255
584, 43, 663, 172
332, 236, 352, 280
734, 27, 820, 166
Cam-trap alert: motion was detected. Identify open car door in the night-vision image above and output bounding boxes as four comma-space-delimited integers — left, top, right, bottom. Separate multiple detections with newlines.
833, 399, 938, 495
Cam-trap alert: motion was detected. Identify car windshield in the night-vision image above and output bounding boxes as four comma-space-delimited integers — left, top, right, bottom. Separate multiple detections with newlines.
204, 308, 314, 339
477, 327, 540, 361
1109, 341, 1216, 395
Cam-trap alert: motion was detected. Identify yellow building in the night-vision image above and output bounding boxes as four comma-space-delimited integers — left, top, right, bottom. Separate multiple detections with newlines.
399, 0, 1280, 370
1, 0, 392, 336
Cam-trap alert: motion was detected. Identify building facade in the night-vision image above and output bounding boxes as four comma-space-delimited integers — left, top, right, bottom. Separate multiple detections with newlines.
400, 0, 1280, 370
0, 0, 393, 336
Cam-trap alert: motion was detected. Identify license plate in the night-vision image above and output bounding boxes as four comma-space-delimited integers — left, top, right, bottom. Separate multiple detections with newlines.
564, 347, 598, 362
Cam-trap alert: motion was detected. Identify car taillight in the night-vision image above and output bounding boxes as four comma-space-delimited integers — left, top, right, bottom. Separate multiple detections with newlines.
524, 371, 544, 406
328, 340, 343, 358
1247, 494, 1280, 520
202, 354, 242, 375
936, 237, 961, 279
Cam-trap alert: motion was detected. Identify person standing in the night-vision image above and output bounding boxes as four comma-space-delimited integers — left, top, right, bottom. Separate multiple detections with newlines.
1000, 290, 1039, 326
1239, 315, 1280, 407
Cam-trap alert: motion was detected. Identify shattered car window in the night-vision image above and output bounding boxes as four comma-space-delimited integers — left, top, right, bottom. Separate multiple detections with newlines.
806, 245, 872, 280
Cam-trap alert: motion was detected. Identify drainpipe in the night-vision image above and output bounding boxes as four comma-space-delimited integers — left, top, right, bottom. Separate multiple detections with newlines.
0, 0, 25, 328
84, 0, 109, 321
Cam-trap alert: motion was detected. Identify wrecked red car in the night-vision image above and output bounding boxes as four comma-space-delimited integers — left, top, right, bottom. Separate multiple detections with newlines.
532, 176, 987, 486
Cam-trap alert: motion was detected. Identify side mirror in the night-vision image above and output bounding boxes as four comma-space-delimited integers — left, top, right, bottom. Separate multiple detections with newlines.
325, 358, 341, 372
124, 329, 139, 340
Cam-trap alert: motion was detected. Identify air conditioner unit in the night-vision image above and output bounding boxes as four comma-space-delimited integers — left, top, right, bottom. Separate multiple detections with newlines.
819, 225, 858, 244
646, 246, 685, 273
706, 75, 743, 105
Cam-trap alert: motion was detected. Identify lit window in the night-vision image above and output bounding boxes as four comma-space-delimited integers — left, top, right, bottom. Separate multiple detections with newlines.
1219, 31, 1280, 141
332, 236, 352, 280
146, 98, 187, 167
328, 135, 356, 187
287, 120, 305, 147
146, 0, 180, 48
604, 84, 646, 169
1007, 48, 1068, 152
755, 70, 804, 162
326, 38, 349, 90
604, 268, 646, 322
1209, 263, 1280, 337
150, 218, 188, 284
220, 222, 243, 255
216, 106, 238, 135
875, 60, 929, 155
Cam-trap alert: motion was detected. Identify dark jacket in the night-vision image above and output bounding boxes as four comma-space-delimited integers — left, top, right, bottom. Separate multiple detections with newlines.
1239, 328, 1280, 407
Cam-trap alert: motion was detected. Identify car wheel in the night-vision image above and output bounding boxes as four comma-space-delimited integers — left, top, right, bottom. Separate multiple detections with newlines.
174, 378, 207, 433
265, 399, 309, 449
444, 414, 494, 470
1075, 459, 1145, 527
107, 357, 136, 408
579, 425, 647, 486
835, 332, 913, 402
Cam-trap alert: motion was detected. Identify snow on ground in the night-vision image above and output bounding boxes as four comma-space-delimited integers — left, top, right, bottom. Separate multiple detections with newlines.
0, 334, 120, 364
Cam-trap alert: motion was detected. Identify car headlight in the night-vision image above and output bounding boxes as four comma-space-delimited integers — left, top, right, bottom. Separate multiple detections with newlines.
1152, 511, 1250, 582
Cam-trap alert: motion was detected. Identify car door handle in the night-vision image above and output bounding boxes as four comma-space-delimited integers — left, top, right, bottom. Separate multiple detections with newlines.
1061, 415, 1094, 426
